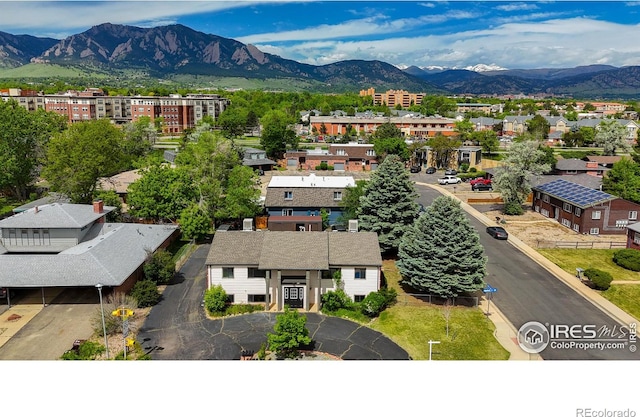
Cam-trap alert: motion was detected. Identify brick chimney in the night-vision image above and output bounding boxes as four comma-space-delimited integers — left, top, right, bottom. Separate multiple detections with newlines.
93, 199, 104, 213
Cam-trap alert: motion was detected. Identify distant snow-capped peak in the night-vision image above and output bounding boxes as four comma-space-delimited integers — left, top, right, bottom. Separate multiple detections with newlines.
463, 63, 508, 72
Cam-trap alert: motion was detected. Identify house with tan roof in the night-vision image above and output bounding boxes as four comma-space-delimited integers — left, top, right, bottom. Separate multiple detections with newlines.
205, 229, 382, 311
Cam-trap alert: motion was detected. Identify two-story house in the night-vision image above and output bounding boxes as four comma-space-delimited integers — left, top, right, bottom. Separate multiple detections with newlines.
264, 174, 356, 230
0, 200, 178, 295
206, 228, 382, 311
531, 179, 640, 235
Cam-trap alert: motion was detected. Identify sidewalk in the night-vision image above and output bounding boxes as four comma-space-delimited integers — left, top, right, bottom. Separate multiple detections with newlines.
422, 182, 637, 360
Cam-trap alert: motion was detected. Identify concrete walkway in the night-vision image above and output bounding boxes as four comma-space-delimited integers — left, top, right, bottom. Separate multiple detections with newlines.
424, 182, 638, 360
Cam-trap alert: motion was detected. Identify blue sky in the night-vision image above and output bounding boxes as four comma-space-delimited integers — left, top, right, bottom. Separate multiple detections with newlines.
2, 1, 640, 70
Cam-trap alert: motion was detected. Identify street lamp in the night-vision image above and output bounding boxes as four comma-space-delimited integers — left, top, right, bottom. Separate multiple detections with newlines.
95, 283, 109, 359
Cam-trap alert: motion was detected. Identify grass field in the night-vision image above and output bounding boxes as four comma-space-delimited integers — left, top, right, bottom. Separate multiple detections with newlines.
368, 260, 510, 360
537, 249, 640, 281
600, 285, 640, 320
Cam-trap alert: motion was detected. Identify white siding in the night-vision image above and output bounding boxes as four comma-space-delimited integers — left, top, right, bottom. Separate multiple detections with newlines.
208, 266, 268, 304
340, 267, 379, 300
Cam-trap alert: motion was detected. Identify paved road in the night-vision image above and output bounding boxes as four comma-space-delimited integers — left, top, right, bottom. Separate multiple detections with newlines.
415, 182, 639, 360
137, 244, 410, 360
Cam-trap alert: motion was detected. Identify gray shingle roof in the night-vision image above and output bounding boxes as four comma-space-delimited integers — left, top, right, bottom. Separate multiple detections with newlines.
555, 159, 603, 171
205, 231, 382, 271
0, 203, 114, 229
12, 193, 70, 213
0, 223, 178, 287
265, 187, 345, 208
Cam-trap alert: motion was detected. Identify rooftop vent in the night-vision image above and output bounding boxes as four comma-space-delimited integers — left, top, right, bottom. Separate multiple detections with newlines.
243, 218, 254, 231
348, 219, 358, 233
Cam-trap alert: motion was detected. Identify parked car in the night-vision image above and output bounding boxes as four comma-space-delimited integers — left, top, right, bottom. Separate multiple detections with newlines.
469, 177, 492, 186
426, 167, 436, 174
438, 175, 462, 185
444, 169, 457, 175
472, 182, 493, 191
0, 287, 14, 299
410, 165, 421, 173
486, 226, 508, 240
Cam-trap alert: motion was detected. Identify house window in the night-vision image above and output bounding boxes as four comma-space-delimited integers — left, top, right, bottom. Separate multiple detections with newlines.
354, 295, 366, 303
282, 209, 293, 216
222, 267, 234, 279
590, 228, 600, 235
542, 195, 550, 203
629, 211, 638, 220
592, 211, 601, 220
563, 202, 571, 212
248, 294, 266, 303
248, 268, 266, 278
226, 294, 235, 303
336, 149, 345, 155
322, 268, 339, 280
536, 192, 540, 199
284, 191, 293, 200
575, 208, 581, 217
541, 209, 549, 217
334, 191, 343, 201
366, 149, 375, 156
561, 218, 571, 227
634, 233, 640, 245
354, 268, 366, 279
616, 220, 628, 227
573, 224, 580, 232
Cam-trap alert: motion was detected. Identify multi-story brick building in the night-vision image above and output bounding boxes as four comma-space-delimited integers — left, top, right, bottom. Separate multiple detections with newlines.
8, 88, 229, 134
359, 88, 425, 108
310, 114, 456, 139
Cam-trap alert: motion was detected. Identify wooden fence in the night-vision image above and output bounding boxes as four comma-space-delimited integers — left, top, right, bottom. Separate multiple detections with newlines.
536, 240, 627, 249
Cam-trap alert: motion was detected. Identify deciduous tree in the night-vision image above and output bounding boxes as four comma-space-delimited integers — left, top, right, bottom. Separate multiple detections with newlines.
358, 155, 419, 255
260, 109, 297, 159
595, 119, 631, 156
602, 158, 640, 203
397, 196, 486, 298
216, 165, 262, 222
267, 306, 312, 359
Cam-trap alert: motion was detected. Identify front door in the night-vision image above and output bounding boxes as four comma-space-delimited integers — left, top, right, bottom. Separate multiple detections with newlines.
284, 286, 304, 309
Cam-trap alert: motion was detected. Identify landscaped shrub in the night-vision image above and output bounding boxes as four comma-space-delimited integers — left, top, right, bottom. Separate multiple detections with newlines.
613, 249, 640, 272
225, 304, 265, 315
130, 279, 161, 307
469, 167, 477, 173
60, 340, 105, 360
360, 291, 386, 317
143, 249, 175, 284
503, 201, 524, 215
321, 289, 352, 312
460, 162, 469, 173
204, 285, 228, 313
584, 268, 613, 290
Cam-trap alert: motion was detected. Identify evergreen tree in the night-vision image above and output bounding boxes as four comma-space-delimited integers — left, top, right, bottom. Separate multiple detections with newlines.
397, 196, 486, 298
358, 154, 419, 255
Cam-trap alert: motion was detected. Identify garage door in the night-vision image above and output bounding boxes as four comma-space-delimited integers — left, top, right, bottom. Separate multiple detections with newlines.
333, 163, 345, 171
287, 159, 298, 167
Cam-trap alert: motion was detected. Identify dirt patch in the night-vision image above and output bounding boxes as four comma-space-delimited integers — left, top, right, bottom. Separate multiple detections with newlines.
479, 207, 627, 248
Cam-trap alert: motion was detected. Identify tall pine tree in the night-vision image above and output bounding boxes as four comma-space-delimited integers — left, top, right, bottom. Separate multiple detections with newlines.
397, 196, 486, 298
358, 154, 419, 255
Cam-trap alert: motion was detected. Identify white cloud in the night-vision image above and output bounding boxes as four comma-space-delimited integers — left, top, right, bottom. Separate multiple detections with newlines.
495, 3, 539, 12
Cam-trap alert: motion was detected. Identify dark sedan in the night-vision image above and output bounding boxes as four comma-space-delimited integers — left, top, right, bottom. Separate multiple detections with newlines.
426, 167, 436, 174
472, 182, 493, 191
410, 165, 421, 173
486, 226, 508, 240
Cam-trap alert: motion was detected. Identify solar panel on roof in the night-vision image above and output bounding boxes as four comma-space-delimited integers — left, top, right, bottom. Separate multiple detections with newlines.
535, 179, 614, 208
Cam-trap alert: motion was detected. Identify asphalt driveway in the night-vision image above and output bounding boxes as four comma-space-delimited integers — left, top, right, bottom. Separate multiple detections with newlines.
137, 244, 410, 360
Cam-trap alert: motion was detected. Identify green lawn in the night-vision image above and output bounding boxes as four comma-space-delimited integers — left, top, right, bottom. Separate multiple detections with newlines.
537, 249, 640, 281
368, 260, 510, 360
601, 285, 640, 321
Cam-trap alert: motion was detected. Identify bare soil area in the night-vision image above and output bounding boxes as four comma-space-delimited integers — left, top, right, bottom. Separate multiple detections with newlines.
480, 207, 627, 248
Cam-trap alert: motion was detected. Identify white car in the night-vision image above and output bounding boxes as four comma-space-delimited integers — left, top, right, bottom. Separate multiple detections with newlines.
438, 175, 462, 185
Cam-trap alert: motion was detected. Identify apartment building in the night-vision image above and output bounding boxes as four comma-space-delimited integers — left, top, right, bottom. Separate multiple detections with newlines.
310, 114, 456, 138
6, 88, 230, 134
359, 88, 425, 108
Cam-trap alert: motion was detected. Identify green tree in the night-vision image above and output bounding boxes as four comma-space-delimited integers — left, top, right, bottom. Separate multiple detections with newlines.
397, 196, 486, 298
525, 115, 551, 140
43, 119, 127, 203
473, 130, 499, 156
372, 136, 410, 162
602, 158, 640, 203
122, 116, 155, 163
260, 109, 297, 159
595, 120, 631, 156
358, 155, 419, 255
127, 165, 196, 221
267, 306, 312, 359
217, 106, 247, 138
179, 203, 212, 241
92, 189, 123, 222
454, 119, 475, 143
493, 140, 552, 214
0, 101, 66, 200
371, 122, 402, 141
216, 165, 262, 222
143, 249, 175, 285
129, 279, 161, 307
338, 180, 368, 223
428, 134, 461, 169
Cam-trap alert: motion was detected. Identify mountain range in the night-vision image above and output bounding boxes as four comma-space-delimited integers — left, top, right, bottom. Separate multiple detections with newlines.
1, 22, 640, 99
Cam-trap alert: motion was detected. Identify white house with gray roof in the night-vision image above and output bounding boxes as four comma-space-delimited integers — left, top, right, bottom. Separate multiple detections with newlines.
0, 201, 178, 293
206, 230, 382, 311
